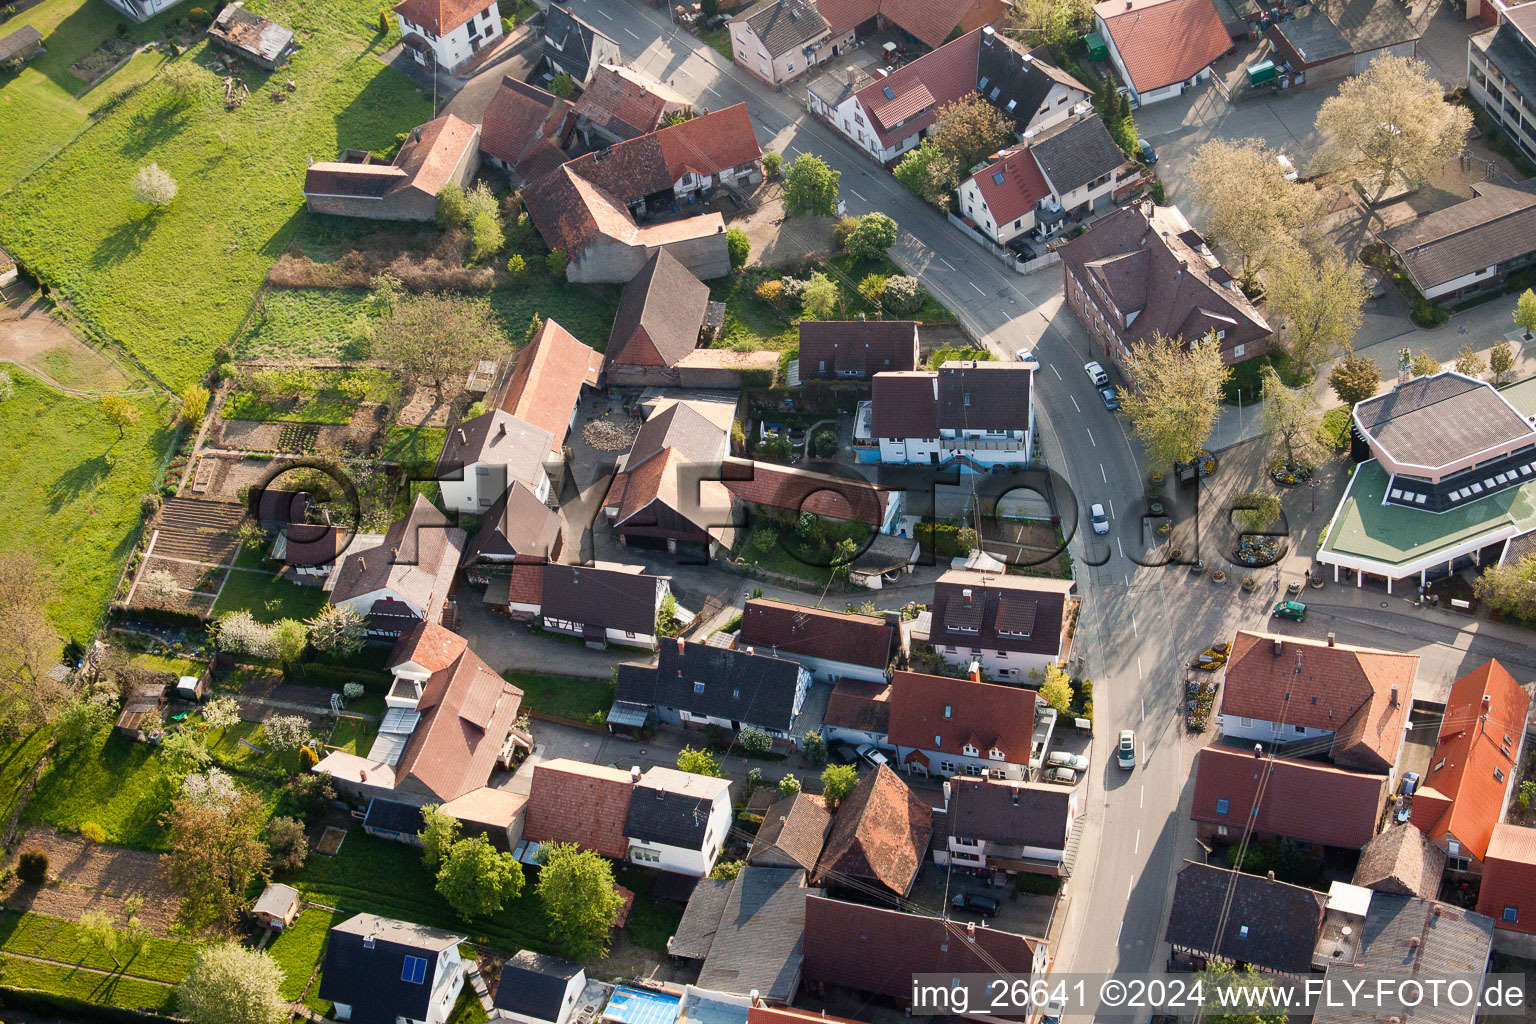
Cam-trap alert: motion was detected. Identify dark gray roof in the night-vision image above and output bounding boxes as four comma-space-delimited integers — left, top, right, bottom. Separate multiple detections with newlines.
851, 533, 920, 574
625, 400, 729, 472
0, 25, 43, 62
1382, 175, 1536, 290
493, 951, 583, 1022
607, 249, 710, 368
669, 877, 735, 959
732, 0, 828, 58
1273, 5, 1351, 64
1028, 113, 1127, 195
1313, 897, 1494, 1024
948, 778, 1074, 851
544, 4, 613, 81
364, 798, 426, 836
616, 639, 806, 734
1353, 371, 1534, 469
540, 563, 663, 636
1164, 862, 1326, 975
436, 410, 554, 491
975, 32, 1086, 129
625, 770, 726, 851
749, 793, 832, 870
465, 480, 562, 562
695, 867, 815, 1003
930, 573, 1071, 657
1478, 16, 1536, 141
318, 913, 464, 1024
935, 360, 1033, 432
1312, 0, 1419, 52
797, 321, 920, 379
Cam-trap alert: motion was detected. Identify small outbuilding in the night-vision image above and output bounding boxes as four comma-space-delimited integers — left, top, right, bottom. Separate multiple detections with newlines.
252, 882, 302, 930
115, 682, 167, 738
207, 2, 296, 69
0, 25, 45, 68
175, 672, 210, 702
492, 951, 587, 1024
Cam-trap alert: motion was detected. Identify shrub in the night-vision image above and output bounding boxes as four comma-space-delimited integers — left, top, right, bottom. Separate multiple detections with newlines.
545, 249, 568, 277
343, 682, 366, 700
845, 212, 897, 260
549, 73, 575, 98
833, 215, 861, 249
801, 731, 826, 766
188, 6, 210, 23
778, 773, 801, 796
377, 8, 389, 32
80, 822, 107, 843
1411, 298, 1448, 327
506, 253, 527, 279
17, 849, 48, 884
141, 492, 163, 516
738, 725, 772, 754
811, 429, 837, 458
436, 184, 467, 229
761, 151, 782, 176
726, 228, 750, 269
883, 275, 924, 316
501, 15, 514, 33
754, 279, 785, 304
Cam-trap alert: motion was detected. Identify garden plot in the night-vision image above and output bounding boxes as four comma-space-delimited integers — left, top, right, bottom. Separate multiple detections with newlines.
2, 827, 181, 935
128, 497, 246, 613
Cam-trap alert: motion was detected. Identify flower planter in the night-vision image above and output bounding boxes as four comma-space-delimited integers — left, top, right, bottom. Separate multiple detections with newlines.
1157, 522, 1173, 536
1242, 577, 1256, 591
1310, 576, 1325, 589
1211, 570, 1227, 584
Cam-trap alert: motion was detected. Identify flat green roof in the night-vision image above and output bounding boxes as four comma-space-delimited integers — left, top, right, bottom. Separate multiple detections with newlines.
1318, 459, 1536, 568
1500, 376, 1536, 417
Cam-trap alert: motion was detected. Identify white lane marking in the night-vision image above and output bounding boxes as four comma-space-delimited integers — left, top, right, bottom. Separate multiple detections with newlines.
1141, 698, 1146, 721
1070, 394, 1081, 413
1135, 830, 1140, 854
969, 282, 985, 295
1116, 922, 1124, 944
1117, 537, 1125, 559
1050, 363, 1062, 380
1127, 875, 1135, 898
624, 26, 640, 38
705, 84, 721, 96
790, 146, 804, 156
1136, 656, 1143, 679
1100, 463, 1107, 483
1085, 427, 1096, 447
1140, 786, 1144, 808
848, 188, 867, 201
1109, 499, 1115, 518
939, 256, 956, 270
1123, 573, 1129, 585
597, 7, 612, 17
1130, 609, 1137, 635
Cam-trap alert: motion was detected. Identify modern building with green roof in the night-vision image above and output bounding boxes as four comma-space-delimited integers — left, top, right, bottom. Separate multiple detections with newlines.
1317, 371, 1536, 592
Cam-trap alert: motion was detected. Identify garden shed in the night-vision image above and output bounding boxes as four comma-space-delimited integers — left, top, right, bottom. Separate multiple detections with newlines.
207, 2, 296, 70
114, 682, 167, 738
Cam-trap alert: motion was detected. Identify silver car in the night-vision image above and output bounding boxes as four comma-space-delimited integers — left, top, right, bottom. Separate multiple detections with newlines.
1090, 503, 1110, 535
1117, 729, 1136, 769
1046, 750, 1089, 772
1042, 767, 1077, 785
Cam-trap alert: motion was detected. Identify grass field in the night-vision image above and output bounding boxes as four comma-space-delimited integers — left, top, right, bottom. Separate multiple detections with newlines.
129, 652, 204, 676
237, 287, 375, 360
380, 425, 447, 467
0, 373, 168, 641
0, 951, 178, 1013
210, 569, 329, 623
506, 671, 615, 724
0, 729, 52, 833
323, 716, 379, 756
0, 910, 199, 983
267, 905, 341, 1011
0, 0, 431, 388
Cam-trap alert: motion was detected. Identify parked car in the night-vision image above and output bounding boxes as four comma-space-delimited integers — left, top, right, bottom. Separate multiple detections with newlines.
1272, 600, 1307, 621
855, 743, 889, 769
1046, 750, 1089, 771
1138, 138, 1158, 164
1084, 360, 1109, 386
1090, 503, 1110, 535
1117, 729, 1136, 769
1099, 386, 1120, 411
1016, 347, 1035, 363
1042, 766, 1078, 785
830, 741, 859, 765
1041, 1001, 1065, 1024
1401, 771, 1420, 796
1277, 153, 1298, 181
951, 893, 1000, 917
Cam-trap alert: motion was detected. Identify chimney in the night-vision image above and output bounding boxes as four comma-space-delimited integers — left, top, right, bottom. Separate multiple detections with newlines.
1253, 743, 1263, 757
966, 922, 976, 941
676, 637, 685, 654
745, 646, 754, 655
1267, 870, 1275, 880
359, 557, 367, 572
962, 587, 973, 606
968, 661, 981, 682
884, 610, 901, 628
1483, 694, 1492, 710
1390, 685, 1399, 706
1327, 632, 1336, 647
631, 766, 641, 783
750, 992, 762, 1008
1272, 638, 1282, 657
457, 428, 467, 444
1295, 651, 1303, 674
360, 769, 368, 782
942, 779, 952, 806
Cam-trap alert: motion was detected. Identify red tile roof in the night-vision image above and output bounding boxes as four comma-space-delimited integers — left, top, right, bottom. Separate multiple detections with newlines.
823, 678, 892, 735
1092, 0, 1231, 93
394, 115, 479, 197
1410, 660, 1529, 863
1218, 631, 1416, 772
395, 646, 523, 802
739, 599, 896, 670
969, 146, 1052, 225
722, 460, 892, 528
887, 670, 1036, 763
504, 559, 545, 608
498, 317, 601, 451
815, 0, 1007, 44
1191, 745, 1388, 849
523, 758, 635, 858
853, 30, 982, 148
480, 76, 572, 173
813, 764, 933, 895
749, 1008, 864, 1024
386, 621, 469, 673
393, 0, 486, 37
1477, 823, 1536, 933
571, 64, 684, 141
802, 895, 1041, 1001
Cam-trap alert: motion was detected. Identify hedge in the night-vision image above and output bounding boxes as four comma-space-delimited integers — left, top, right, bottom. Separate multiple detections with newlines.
112, 607, 209, 628
297, 663, 393, 690
0, 986, 180, 1024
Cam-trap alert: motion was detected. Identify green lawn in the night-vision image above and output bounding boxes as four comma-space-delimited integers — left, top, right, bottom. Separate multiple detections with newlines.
0, 728, 51, 834
614, 867, 682, 953
221, 368, 400, 424
699, 26, 733, 60
267, 906, 342, 1011
0, 374, 168, 642
129, 652, 203, 676
0, 910, 198, 984
237, 287, 375, 360
0, 0, 430, 388
0, 951, 178, 1013
506, 671, 615, 724
211, 569, 329, 623
380, 425, 447, 468
324, 715, 379, 756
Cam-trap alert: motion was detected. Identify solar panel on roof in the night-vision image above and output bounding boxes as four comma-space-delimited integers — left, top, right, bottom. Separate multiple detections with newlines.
401, 955, 427, 984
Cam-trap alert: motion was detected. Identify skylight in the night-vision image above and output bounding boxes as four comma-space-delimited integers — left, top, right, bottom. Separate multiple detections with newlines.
993, 171, 1005, 185
882, 86, 895, 100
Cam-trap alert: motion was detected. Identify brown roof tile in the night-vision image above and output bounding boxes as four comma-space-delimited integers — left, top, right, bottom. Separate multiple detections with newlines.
1477, 823, 1536, 932
750, 792, 833, 870
823, 678, 892, 735
498, 317, 602, 450
386, 621, 470, 673
1092, 0, 1232, 93
607, 249, 710, 368
464, 481, 562, 563
813, 763, 933, 896
523, 758, 635, 858
739, 599, 896, 670
930, 570, 1073, 658
722, 460, 893, 528
888, 670, 1036, 762
572, 64, 686, 141
392, 0, 487, 35
329, 495, 466, 625
395, 646, 523, 802
879, 0, 1010, 47
1191, 745, 1388, 849
480, 76, 573, 173
1353, 823, 1448, 898
870, 372, 938, 438
797, 321, 919, 380
394, 114, 480, 197
1384, 177, 1536, 291
853, 30, 983, 148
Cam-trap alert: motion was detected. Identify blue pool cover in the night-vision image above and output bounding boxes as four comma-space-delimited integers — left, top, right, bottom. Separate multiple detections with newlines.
603, 987, 681, 1024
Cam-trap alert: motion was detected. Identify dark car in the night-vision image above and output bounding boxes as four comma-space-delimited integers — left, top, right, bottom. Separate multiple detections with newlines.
830, 741, 859, 766
951, 893, 1000, 917
1138, 137, 1158, 164
1099, 386, 1121, 411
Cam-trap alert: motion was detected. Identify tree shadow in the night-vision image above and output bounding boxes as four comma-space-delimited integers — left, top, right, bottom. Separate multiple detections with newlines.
89, 213, 162, 270
331, 61, 434, 153
118, 102, 190, 158
47, 453, 114, 514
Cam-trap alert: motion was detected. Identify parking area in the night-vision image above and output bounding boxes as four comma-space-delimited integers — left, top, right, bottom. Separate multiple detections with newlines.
906, 861, 1058, 938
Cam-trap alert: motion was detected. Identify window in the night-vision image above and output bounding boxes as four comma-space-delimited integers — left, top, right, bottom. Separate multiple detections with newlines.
939, 760, 956, 773
934, 734, 942, 746
693, 681, 706, 694
962, 743, 978, 756
963, 763, 984, 776
993, 171, 1005, 185
954, 836, 979, 846
1215, 798, 1230, 815
989, 748, 1004, 760
786, 62, 794, 72
1496, 767, 1506, 782
632, 847, 660, 864
1295, 725, 1306, 733
1232, 344, 1245, 358
1505, 906, 1519, 923
943, 705, 952, 718
1216, 825, 1229, 836
882, 85, 895, 100
401, 956, 428, 985
1434, 758, 1446, 771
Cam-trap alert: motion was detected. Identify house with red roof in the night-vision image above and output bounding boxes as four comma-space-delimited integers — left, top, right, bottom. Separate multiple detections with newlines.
393, 0, 504, 72
1410, 660, 1530, 877
887, 669, 1038, 781
523, 759, 637, 859
812, 763, 933, 897
303, 114, 480, 222
1093, 0, 1231, 105
1190, 744, 1391, 852
1476, 823, 1536, 950
737, 598, 901, 683
573, 64, 690, 146
479, 76, 574, 186
494, 316, 603, 456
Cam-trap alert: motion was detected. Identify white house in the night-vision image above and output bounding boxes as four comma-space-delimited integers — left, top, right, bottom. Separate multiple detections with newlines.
327, 496, 466, 641
1092, 0, 1231, 106
435, 410, 554, 516
928, 571, 1075, 682
737, 598, 899, 684
394, 0, 503, 72
319, 914, 465, 1024
729, 0, 842, 88
99, 0, 184, 23
858, 361, 1036, 472
936, 775, 1080, 876
888, 670, 1038, 782
492, 952, 587, 1024
625, 766, 733, 876
538, 562, 671, 651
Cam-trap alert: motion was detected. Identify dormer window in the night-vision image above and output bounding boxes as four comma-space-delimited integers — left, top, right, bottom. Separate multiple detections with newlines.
962, 743, 978, 756
989, 748, 1004, 760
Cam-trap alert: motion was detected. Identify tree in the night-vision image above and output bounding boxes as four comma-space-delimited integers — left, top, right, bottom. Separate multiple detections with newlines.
1188, 139, 1310, 287
178, 943, 289, 1024
0, 552, 66, 738
883, 275, 925, 316
656, 593, 683, 638
1474, 553, 1536, 621
820, 764, 858, 806
1200, 965, 1289, 1024
98, 394, 139, 438
17, 849, 48, 884
1328, 349, 1381, 407
1453, 342, 1487, 378
761, 151, 782, 176
1260, 366, 1326, 475
137, 568, 179, 605
467, 209, 505, 262
182, 769, 238, 807
802, 730, 827, 766
1515, 288, 1536, 341
778, 773, 802, 796
306, 604, 365, 658
549, 73, 574, 98
738, 725, 773, 754
857, 273, 887, 308
1007, 0, 1092, 50
845, 212, 897, 260
1490, 339, 1515, 385
677, 746, 723, 777
893, 140, 959, 210
162, 786, 270, 928
182, 384, 210, 428
1034, 663, 1073, 714
1411, 350, 1442, 377
79, 906, 147, 969
161, 61, 202, 109
537, 842, 625, 959
506, 253, 527, 279
929, 94, 1015, 172
200, 695, 240, 732
376, 293, 509, 398
800, 271, 839, 320
264, 815, 308, 871
436, 183, 467, 228
546, 249, 569, 277
1233, 490, 1282, 532
436, 835, 524, 919
160, 729, 212, 778
132, 162, 178, 209
1267, 247, 1368, 380
268, 618, 309, 670
1315, 56, 1471, 203
214, 610, 275, 658
54, 691, 118, 758
262, 714, 313, 754
418, 804, 462, 869
725, 227, 750, 269
1115, 333, 1231, 470
783, 154, 841, 216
